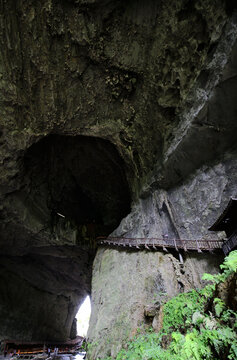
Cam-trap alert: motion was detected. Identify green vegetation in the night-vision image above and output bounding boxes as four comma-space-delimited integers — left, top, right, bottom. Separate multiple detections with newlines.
102, 251, 237, 360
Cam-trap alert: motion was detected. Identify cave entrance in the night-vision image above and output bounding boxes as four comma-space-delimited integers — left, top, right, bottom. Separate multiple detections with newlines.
3, 134, 132, 342
76, 295, 91, 336
23, 134, 132, 242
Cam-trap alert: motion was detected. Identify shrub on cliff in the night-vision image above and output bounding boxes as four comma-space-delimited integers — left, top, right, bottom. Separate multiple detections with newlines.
102, 250, 237, 360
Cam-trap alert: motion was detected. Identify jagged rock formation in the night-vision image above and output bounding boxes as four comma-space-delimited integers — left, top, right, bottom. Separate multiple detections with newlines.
88, 153, 237, 358
0, 0, 237, 358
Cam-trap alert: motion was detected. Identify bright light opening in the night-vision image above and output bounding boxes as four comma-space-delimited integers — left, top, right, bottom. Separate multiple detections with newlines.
76, 295, 91, 337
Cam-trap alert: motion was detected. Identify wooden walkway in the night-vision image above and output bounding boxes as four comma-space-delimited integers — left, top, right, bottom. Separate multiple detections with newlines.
97, 237, 224, 253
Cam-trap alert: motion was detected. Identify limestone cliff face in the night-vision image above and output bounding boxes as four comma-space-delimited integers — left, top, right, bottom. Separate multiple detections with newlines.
87, 250, 222, 359
113, 153, 237, 241
0, 0, 237, 356
87, 6, 237, 358
87, 154, 237, 358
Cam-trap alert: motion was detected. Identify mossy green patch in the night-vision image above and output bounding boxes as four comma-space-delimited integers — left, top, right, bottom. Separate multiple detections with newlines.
100, 251, 237, 360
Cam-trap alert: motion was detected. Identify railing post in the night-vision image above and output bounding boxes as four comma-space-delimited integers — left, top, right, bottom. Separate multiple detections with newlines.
173, 238, 178, 251
206, 239, 212, 253
196, 239, 202, 253
145, 238, 150, 250
183, 239, 187, 252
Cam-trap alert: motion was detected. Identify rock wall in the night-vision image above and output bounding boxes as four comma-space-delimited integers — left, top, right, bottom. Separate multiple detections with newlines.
0, 245, 93, 341
88, 249, 222, 359
87, 15, 237, 356
88, 152, 237, 358
0, 266, 77, 341
113, 152, 237, 241
0, 0, 231, 197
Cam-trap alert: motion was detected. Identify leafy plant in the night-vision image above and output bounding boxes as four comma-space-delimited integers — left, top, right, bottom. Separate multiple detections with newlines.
221, 250, 237, 273
214, 298, 225, 317
100, 251, 237, 360
162, 289, 205, 332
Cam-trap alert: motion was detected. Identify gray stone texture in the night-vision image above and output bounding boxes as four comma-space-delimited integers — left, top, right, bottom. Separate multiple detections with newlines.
87, 249, 222, 359
0, 0, 237, 358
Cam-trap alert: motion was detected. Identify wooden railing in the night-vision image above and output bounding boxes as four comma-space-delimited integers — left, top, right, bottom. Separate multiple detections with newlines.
97, 237, 224, 253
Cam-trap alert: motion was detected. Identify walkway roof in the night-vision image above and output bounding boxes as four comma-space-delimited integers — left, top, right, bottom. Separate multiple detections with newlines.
209, 198, 237, 232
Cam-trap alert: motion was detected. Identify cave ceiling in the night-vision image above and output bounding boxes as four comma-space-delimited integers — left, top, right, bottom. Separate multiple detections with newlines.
1, 0, 234, 191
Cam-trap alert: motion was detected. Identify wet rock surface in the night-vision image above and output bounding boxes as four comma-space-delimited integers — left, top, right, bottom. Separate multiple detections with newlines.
215, 272, 237, 311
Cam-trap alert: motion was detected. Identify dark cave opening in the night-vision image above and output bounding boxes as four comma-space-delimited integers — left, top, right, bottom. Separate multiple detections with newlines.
0, 135, 132, 343
23, 134, 132, 239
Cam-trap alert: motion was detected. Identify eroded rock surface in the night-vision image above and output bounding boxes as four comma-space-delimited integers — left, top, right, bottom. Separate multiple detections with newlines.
87, 249, 222, 359
88, 153, 237, 358
113, 152, 237, 241
0, 0, 237, 357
